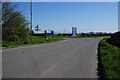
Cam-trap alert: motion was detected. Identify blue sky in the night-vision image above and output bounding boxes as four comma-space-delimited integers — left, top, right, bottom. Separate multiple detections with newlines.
16, 2, 118, 33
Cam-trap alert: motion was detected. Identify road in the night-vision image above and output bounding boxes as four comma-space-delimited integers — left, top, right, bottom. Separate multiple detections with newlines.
2, 38, 102, 78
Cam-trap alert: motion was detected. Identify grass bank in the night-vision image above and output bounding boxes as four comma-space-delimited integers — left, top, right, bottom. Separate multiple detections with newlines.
2, 36, 65, 48
98, 38, 120, 79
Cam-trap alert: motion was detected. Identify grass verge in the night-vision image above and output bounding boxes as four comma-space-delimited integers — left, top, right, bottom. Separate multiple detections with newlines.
98, 38, 120, 79
2, 36, 65, 48
59, 36, 110, 38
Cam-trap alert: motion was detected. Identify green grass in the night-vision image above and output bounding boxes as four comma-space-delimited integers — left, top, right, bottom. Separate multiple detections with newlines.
77, 36, 110, 38
58, 36, 110, 38
99, 38, 120, 78
2, 36, 65, 48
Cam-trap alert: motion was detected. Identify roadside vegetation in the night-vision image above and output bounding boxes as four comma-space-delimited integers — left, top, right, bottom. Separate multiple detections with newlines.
1, 2, 64, 49
2, 2, 30, 42
54, 33, 111, 38
2, 36, 65, 48
98, 32, 120, 79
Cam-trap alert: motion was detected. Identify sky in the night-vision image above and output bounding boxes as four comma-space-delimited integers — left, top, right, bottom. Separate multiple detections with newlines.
2, 0, 120, 2
15, 2, 118, 33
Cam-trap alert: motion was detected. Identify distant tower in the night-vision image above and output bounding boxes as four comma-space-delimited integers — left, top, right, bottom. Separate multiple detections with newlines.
72, 27, 77, 36
64, 28, 66, 33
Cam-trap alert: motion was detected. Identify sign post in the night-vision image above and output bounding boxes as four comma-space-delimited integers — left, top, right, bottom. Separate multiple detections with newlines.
45, 30, 54, 38
72, 27, 77, 36
35, 25, 41, 33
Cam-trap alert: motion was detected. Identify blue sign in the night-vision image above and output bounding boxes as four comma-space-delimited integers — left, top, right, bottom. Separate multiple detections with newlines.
72, 27, 77, 36
45, 30, 54, 36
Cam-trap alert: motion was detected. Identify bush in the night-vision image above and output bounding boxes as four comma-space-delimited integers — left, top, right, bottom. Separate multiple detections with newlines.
107, 32, 120, 48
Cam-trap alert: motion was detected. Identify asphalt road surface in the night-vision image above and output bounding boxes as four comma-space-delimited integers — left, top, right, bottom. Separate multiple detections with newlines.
2, 38, 102, 78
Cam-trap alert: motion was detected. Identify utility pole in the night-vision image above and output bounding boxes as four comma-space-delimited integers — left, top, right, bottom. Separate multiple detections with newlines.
118, 1, 120, 31
30, 0, 32, 41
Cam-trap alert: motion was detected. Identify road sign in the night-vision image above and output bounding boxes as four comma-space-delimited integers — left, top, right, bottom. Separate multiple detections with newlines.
45, 30, 54, 37
72, 27, 77, 36
35, 25, 41, 31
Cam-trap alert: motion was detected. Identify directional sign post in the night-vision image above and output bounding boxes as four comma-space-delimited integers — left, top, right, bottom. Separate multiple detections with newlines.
72, 27, 77, 36
35, 25, 41, 33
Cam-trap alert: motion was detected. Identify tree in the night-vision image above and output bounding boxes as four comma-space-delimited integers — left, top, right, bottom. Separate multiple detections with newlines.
81, 33, 86, 36
2, 2, 30, 41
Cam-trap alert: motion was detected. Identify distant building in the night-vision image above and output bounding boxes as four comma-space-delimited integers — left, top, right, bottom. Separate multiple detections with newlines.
72, 27, 77, 36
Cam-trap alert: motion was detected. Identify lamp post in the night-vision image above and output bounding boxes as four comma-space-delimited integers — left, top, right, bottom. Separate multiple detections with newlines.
30, 0, 32, 41
118, 1, 120, 31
